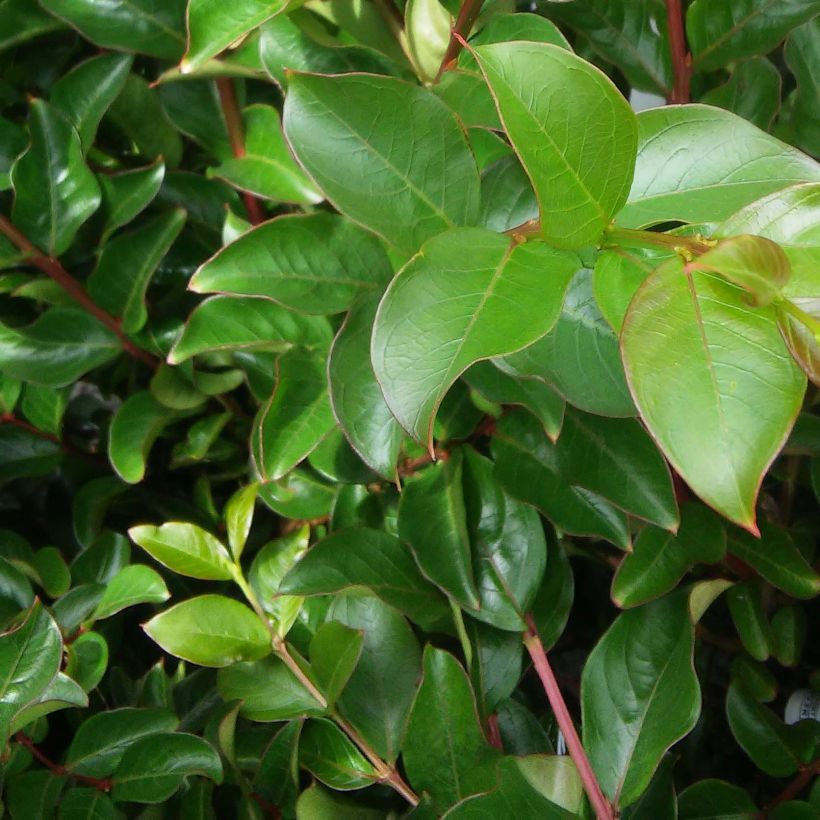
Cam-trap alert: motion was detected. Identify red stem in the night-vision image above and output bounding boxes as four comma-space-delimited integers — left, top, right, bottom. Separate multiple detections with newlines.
435, 0, 485, 82
524, 616, 615, 820
665, 0, 691, 103
215, 78, 265, 225
761, 760, 820, 816
0, 215, 156, 367
15, 733, 112, 790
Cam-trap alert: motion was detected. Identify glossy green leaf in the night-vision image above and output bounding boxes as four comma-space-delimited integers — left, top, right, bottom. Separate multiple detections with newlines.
280, 526, 448, 628
732, 657, 778, 703
251, 347, 335, 481
209, 104, 320, 204
556, 408, 678, 529
284, 72, 480, 255
622, 259, 806, 530
687, 0, 820, 72
593, 249, 658, 334
29, 546, 70, 597
144, 595, 271, 667
328, 591, 421, 762
40, 0, 186, 60
11, 99, 100, 255
98, 159, 165, 242
727, 523, 820, 598
500, 268, 636, 417
328, 294, 404, 480
613, 503, 726, 608
258, 468, 336, 521
373, 229, 576, 446
678, 779, 757, 819
462, 448, 547, 630
701, 57, 782, 131
785, 18, 820, 158
91, 564, 170, 620
0, 601, 63, 744
170, 295, 332, 364
726, 682, 807, 777
0, 426, 62, 480
183, 0, 288, 72
474, 41, 637, 249
109, 391, 179, 484
59, 789, 118, 820
461, 13, 569, 67
295, 785, 383, 820
21, 384, 69, 437
727, 581, 772, 661
771, 606, 806, 667
218, 655, 324, 721
128, 521, 234, 580
617, 106, 820, 229
51, 52, 133, 153
582, 591, 701, 807
111, 732, 222, 803
65, 631, 108, 692
87, 209, 185, 333
309, 622, 363, 707
398, 451, 479, 610
477, 155, 538, 234
9, 671, 87, 734
190, 213, 392, 314
491, 411, 631, 549
66, 707, 178, 777
0, 0, 64, 52
5, 771, 65, 820
224, 483, 257, 561
404, 646, 497, 811
299, 718, 377, 790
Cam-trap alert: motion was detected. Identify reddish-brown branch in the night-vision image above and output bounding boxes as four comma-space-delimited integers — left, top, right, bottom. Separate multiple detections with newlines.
435, 0, 485, 82
487, 713, 503, 750
15, 733, 112, 790
665, 0, 691, 103
761, 760, 820, 816
215, 78, 265, 225
523, 616, 615, 820
0, 215, 156, 367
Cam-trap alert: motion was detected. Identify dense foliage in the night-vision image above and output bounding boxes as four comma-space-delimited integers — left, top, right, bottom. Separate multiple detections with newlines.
0, 0, 819, 817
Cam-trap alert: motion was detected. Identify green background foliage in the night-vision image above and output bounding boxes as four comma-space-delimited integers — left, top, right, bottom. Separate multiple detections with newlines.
0, 0, 819, 817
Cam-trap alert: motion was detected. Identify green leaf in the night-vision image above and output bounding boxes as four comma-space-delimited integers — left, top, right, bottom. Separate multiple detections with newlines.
404, 646, 497, 811
622, 259, 806, 531
405, 0, 450, 82
771, 606, 806, 667
785, 18, 820, 158
0, 426, 62, 480
9, 670, 87, 733
556, 408, 678, 529
299, 718, 377, 790
249, 527, 309, 637
280, 526, 449, 629
21, 384, 69, 437
687, 0, 820, 72
40, 0, 186, 60
678, 779, 757, 820
30, 546, 70, 597
464, 361, 564, 441
225, 483, 257, 561
190, 213, 392, 314
530, 533, 575, 651
474, 41, 637, 249
65, 631, 108, 692
462, 448, 547, 630
65, 708, 179, 777
91, 564, 170, 620
112, 732, 223, 803
183, 0, 288, 72
727, 523, 820, 599
444, 756, 577, 819
309, 622, 363, 707
617, 106, 820, 229
0, 601, 63, 744
500, 269, 636, 417
476, 155, 538, 234
258, 468, 336, 521
612, 503, 726, 608
593, 249, 662, 334
542, 0, 671, 95
434, 70, 501, 131
295, 785, 383, 820
108, 391, 180, 484
491, 411, 631, 549
399, 451, 479, 610
144, 595, 271, 667
373, 229, 576, 446
5, 771, 65, 820
87, 209, 186, 333
726, 681, 806, 777
0, 0, 64, 52
11, 99, 100, 255
99, 159, 165, 242
217, 655, 324, 721
170, 295, 332, 364
208, 104, 320, 204
59, 789, 118, 820
128, 521, 234, 580
252, 347, 335, 481
51, 52, 133, 153
701, 57, 782, 131
328, 294, 404, 480
461, 13, 570, 67
283, 72, 480, 255
582, 591, 701, 807
328, 591, 421, 762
